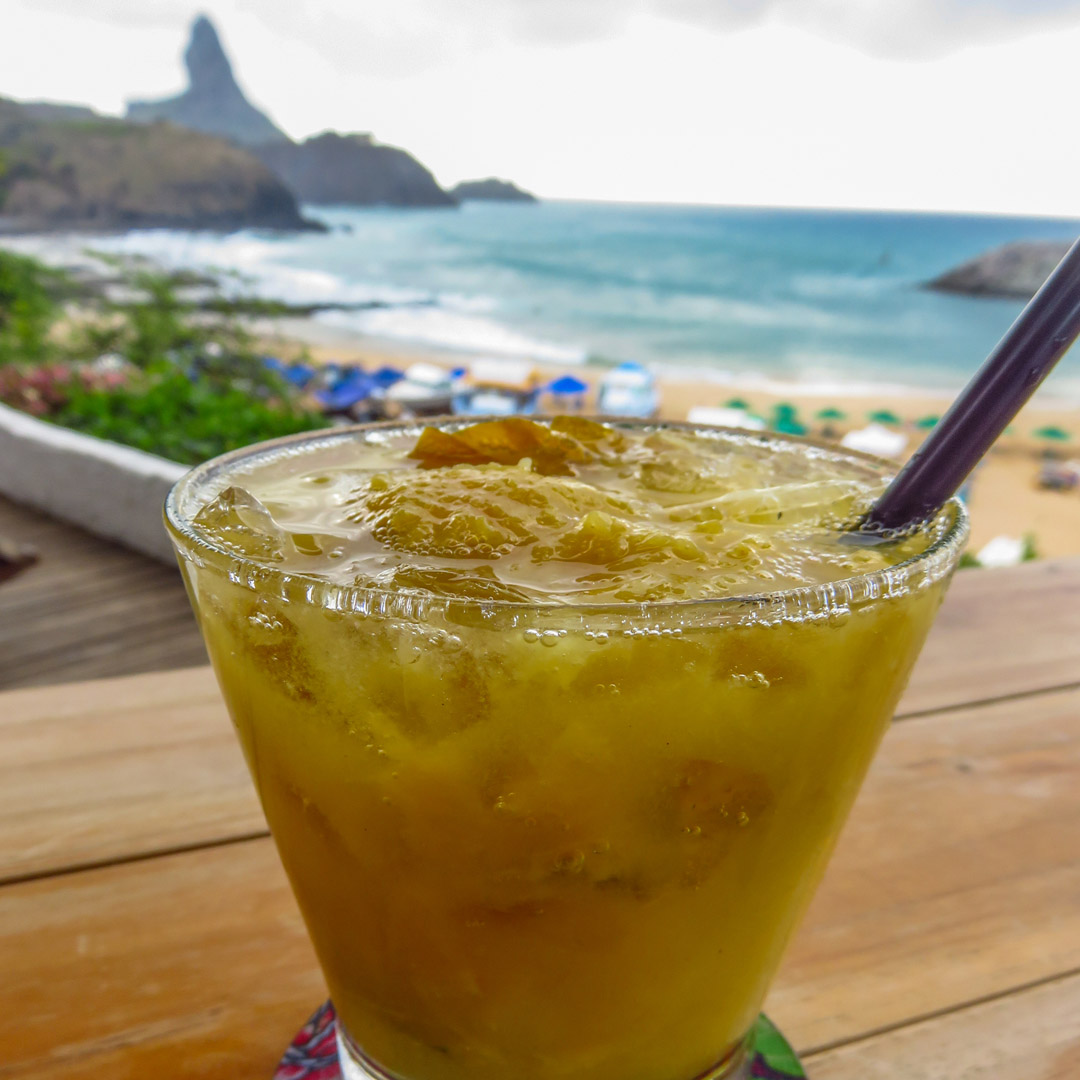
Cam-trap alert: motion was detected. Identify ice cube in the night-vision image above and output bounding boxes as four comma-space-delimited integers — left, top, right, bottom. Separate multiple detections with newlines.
193, 486, 286, 562
713, 479, 872, 527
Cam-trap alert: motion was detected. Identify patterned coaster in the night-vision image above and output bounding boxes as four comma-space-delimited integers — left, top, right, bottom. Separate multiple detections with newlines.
274, 1002, 806, 1079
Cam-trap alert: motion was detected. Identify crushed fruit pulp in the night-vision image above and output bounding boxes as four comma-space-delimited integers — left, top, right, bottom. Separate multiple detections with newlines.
193, 416, 930, 604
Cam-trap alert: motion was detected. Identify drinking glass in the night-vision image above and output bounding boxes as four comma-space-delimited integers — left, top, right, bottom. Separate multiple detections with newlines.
165, 420, 968, 1080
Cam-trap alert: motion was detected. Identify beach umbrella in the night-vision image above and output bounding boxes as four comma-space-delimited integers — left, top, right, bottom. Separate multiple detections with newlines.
774, 417, 808, 437
773, 401, 798, 418
1034, 425, 1071, 443
815, 407, 846, 421
371, 365, 406, 388
316, 372, 376, 413
724, 397, 750, 410
914, 415, 939, 430
867, 409, 902, 425
283, 362, 316, 389
549, 374, 590, 395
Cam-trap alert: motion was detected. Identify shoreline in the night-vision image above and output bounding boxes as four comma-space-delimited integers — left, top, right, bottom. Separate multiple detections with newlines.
254, 315, 1080, 563
260, 312, 1080, 409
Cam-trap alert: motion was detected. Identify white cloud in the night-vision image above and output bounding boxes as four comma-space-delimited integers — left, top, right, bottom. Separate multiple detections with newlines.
22, 0, 1080, 69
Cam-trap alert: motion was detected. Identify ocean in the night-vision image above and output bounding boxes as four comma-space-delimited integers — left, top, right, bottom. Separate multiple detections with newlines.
17, 201, 1080, 400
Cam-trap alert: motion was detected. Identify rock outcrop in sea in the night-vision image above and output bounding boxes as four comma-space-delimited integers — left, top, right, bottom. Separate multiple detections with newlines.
449, 178, 538, 202
927, 240, 1072, 299
253, 132, 457, 208
0, 98, 310, 233
126, 15, 288, 148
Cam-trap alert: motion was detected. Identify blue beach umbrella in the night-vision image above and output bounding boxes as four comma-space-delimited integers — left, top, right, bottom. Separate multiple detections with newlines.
316, 372, 377, 412
371, 365, 406, 388
549, 374, 590, 395
283, 362, 316, 389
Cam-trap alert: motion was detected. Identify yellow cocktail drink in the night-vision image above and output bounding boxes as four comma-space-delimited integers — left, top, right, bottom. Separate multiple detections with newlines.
166, 418, 966, 1080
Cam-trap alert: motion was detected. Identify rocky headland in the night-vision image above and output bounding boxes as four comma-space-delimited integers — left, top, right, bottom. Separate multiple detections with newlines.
0, 98, 311, 233
253, 132, 456, 208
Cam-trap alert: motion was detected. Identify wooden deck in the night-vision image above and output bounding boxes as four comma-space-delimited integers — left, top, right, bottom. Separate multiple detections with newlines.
1, 557, 1079, 1078
0, 495, 207, 690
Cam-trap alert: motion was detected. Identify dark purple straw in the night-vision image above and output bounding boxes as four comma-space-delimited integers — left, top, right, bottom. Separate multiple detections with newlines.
862, 236, 1080, 533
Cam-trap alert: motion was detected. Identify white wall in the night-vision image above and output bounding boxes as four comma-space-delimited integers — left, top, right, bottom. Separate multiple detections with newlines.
0, 402, 186, 563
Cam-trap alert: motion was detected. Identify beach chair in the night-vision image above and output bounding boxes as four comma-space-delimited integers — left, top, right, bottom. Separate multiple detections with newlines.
597, 363, 659, 418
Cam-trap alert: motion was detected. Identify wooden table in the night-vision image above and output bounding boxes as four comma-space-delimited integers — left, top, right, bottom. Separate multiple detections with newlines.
3, 559, 1080, 1079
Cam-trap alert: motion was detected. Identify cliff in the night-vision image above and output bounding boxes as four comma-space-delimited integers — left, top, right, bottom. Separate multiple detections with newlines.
253, 132, 456, 208
0, 98, 311, 232
126, 15, 288, 148
927, 240, 1072, 299
450, 178, 538, 203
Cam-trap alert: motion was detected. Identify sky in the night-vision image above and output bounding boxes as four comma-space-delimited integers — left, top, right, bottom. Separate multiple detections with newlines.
4, 0, 1080, 216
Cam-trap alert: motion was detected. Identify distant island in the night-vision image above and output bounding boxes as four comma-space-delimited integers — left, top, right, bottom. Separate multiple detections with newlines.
449, 178, 538, 203
927, 240, 1072, 299
0, 98, 309, 233
0, 14, 538, 232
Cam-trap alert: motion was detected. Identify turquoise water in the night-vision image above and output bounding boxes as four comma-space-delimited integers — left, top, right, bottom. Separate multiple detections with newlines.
54, 201, 1080, 398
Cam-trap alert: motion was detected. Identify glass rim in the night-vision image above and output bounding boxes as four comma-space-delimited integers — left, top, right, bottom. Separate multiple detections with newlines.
164, 416, 970, 625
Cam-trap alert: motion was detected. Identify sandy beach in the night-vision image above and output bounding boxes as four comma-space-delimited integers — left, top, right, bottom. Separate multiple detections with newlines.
255, 316, 1080, 562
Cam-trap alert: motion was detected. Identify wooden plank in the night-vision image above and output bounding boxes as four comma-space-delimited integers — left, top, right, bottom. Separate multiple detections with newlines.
1, 688, 1078, 1077
806, 970, 1080, 1079
0, 667, 259, 884
900, 558, 1080, 715
3, 551, 1080, 878
764, 684, 1080, 1051
0, 496, 206, 690
0, 840, 324, 1080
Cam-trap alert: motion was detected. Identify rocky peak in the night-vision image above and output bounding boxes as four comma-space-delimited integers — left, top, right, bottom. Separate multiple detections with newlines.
184, 15, 239, 99
126, 14, 288, 147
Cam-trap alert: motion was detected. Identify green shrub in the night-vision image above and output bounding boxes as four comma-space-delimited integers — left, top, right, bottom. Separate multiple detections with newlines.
0, 250, 59, 365
51, 361, 325, 465
1, 249, 330, 462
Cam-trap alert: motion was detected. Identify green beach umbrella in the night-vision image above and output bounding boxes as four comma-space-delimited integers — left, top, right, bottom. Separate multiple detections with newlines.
724, 397, 750, 410
1034, 425, 1071, 442
773, 401, 798, 417
774, 417, 808, 436
815, 407, 846, 421
914, 415, 940, 430
867, 409, 902, 425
